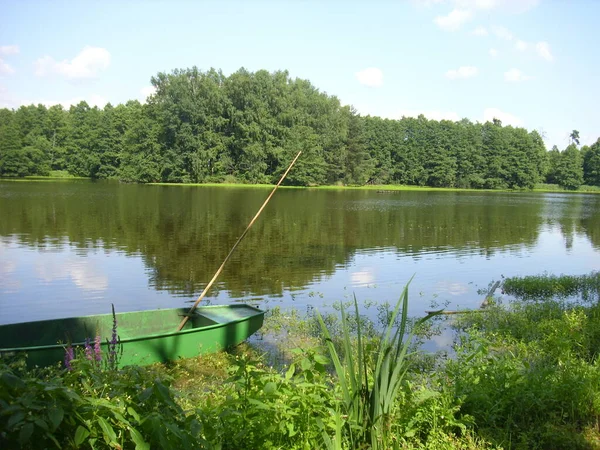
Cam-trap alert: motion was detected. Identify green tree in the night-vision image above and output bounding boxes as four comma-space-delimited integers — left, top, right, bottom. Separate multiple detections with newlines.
583, 139, 600, 186
556, 144, 584, 190
570, 129, 580, 146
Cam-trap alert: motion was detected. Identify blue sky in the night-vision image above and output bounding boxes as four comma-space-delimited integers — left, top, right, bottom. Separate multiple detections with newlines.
0, 0, 598, 149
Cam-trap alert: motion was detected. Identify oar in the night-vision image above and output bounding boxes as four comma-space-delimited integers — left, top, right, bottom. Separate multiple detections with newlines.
176, 151, 302, 331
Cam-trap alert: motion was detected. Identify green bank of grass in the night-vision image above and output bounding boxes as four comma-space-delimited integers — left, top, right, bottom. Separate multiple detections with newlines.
148, 182, 507, 193
3, 273, 600, 449
148, 181, 303, 189
534, 183, 600, 193
1, 171, 89, 182
149, 181, 600, 194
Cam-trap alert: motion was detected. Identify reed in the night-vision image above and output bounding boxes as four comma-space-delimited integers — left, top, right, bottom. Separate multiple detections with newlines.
317, 281, 442, 449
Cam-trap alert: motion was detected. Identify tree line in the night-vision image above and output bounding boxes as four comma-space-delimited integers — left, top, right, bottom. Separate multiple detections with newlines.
0, 67, 599, 189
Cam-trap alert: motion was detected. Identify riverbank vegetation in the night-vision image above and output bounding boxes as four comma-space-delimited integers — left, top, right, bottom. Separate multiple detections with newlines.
1, 67, 599, 190
2, 272, 600, 449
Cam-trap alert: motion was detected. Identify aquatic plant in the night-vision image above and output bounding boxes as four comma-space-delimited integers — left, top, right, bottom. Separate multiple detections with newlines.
316, 284, 442, 449
503, 271, 600, 302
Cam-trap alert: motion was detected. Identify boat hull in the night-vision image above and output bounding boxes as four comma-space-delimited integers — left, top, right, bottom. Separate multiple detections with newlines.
0, 305, 265, 368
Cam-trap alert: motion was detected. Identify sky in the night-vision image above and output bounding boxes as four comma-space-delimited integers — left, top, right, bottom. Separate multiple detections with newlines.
0, 0, 598, 149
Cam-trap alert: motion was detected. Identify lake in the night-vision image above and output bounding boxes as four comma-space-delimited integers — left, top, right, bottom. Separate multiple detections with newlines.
2, 180, 600, 332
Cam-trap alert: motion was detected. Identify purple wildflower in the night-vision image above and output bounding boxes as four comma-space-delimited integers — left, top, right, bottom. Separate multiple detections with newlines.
64, 344, 74, 371
94, 334, 102, 362
84, 337, 93, 361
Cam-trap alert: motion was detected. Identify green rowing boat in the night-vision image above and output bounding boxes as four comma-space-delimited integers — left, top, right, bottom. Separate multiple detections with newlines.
0, 305, 265, 368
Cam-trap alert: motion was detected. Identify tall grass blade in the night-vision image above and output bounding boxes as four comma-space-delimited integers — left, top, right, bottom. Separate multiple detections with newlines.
317, 277, 443, 449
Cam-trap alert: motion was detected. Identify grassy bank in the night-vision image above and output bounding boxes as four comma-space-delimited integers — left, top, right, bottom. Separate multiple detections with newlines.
2, 272, 600, 449
1, 171, 89, 182
148, 181, 600, 194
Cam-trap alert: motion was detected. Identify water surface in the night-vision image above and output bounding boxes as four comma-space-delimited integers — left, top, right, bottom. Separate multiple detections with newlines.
1, 180, 599, 327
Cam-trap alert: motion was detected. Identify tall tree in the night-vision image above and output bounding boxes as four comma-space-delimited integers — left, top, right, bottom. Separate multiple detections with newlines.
570, 130, 580, 146
555, 144, 584, 190
583, 139, 600, 186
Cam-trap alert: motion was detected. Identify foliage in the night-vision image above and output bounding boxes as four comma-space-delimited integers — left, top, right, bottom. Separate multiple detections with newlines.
316, 286, 444, 449
551, 144, 584, 190
0, 285, 492, 450
449, 297, 600, 449
4, 67, 598, 189
583, 139, 600, 186
503, 271, 600, 302
0, 358, 202, 449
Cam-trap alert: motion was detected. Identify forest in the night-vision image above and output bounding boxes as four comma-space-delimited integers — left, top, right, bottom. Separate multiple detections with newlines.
0, 67, 599, 190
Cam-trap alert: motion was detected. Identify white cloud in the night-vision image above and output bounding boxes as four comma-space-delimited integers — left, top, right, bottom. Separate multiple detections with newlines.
0, 59, 15, 75
491, 25, 513, 41
497, 0, 540, 13
454, 0, 497, 10
411, 0, 445, 6
515, 40, 529, 51
351, 267, 376, 287
445, 66, 479, 79
504, 68, 533, 82
434, 8, 472, 31
355, 67, 383, 87
514, 40, 554, 61
535, 41, 554, 61
35, 257, 108, 292
34, 46, 111, 80
0, 84, 109, 109
0, 84, 19, 108
472, 25, 488, 36
0, 45, 19, 56
435, 280, 470, 296
140, 85, 157, 100
489, 48, 498, 58
395, 109, 461, 121
413, 0, 539, 13
458, 0, 539, 12
483, 107, 523, 126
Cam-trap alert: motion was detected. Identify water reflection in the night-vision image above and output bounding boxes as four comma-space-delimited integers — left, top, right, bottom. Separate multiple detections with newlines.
1, 181, 599, 324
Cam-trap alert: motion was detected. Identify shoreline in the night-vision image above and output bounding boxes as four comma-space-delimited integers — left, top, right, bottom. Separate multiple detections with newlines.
2, 176, 599, 194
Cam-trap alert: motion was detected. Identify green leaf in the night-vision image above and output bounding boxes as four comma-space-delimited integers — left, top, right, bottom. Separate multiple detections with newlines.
74, 425, 90, 446
138, 387, 152, 402
313, 354, 330, 365
34, 419, 49, 431
97, 417, 117, 444
285, 363, 295, 380
129, 427, 150, 450
47, 406, 64, 431
287, 422, 297, 437
7, 411, 26, 429
1, 372, 25, 389
300, 357, 311, 371
247, 398, 269, 409
112, 411, 130, 426
263, 381, 277, 395
18, 422, 34, 445
127, 406, 140, 422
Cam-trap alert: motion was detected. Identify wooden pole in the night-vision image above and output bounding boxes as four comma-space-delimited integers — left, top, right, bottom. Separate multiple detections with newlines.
176, 151, 302, 331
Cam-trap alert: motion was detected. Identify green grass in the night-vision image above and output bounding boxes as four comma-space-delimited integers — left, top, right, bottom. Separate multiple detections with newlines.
503, 272, 600, 302
534, 183, 600, 193
148, 182, 304, 189
5, 274, 600, 449
1, 171, 89, 182
150, 181, 600, 194
148, 182, 515, 193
